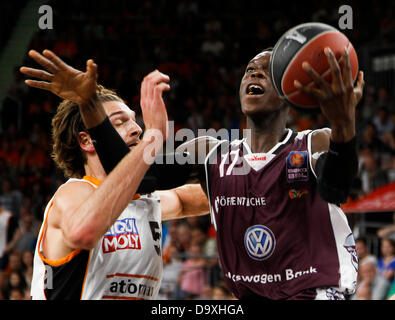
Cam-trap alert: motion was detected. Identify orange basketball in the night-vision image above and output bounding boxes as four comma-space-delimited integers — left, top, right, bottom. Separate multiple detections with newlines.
270, 22, 358, 110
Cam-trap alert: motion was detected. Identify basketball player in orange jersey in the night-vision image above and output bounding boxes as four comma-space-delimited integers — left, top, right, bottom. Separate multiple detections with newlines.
23, 44, 365, 300
21, 49, 209, 300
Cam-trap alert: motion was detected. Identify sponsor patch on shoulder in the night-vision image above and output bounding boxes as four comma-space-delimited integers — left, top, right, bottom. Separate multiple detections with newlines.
286, 151, 308, 182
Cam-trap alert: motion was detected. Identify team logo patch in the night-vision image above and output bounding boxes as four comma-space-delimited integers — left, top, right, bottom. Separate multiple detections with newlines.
244, 225, 276, 261
102, 218, 141, 254
286, 151, 308, 182
289, 188, 309, 199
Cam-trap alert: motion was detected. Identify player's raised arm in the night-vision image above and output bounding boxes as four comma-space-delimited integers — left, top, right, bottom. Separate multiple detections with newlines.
294, 46, 364, 143
22, 50, 171, 249
157, 184, 209, 221
20, 49, 106, 124
66, 71, 169, 249
21, 49, 134, 174
294, 47, 364, 204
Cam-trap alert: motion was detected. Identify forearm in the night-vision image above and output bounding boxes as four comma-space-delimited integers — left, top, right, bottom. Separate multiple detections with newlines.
78, 94, 107, 129
66, 138, 160, 246
315, 136, 358, 204
330, 120, 355, 143
160, 184, 209, 221
175, 184, 209, 217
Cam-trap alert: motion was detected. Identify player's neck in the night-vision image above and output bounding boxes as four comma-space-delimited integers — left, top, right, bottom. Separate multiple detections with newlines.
246, 111, 288, 153
84, 154, 107, 182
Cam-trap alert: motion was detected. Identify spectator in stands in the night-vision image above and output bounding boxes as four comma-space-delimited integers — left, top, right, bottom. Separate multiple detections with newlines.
201, 30, 225, 57
3, 209, 39, 256
3, 250, 23, 275
376, 87, 394, 112
177, 0, 199, 17
0, 138, 21, 170
212, 282, 233, 300
0, 178, 23, 217
162, 220, 180, 263
176, 222, 192, 257
359, 150, 388, 194
352, 260, 390, 300
356, 237, 378, 266
158, 244, 183, 300
8, 288, 25, 300
377, 238, 395, 284
356, 282, 371, 300
13, 208, 40, 254
377, 212, 395, 240
53, 31, 79, 60
359, 123, 391, 157
7, 270, 27, 292
178, 243, 207, 299
360, 87, 377, 121
186, 98, 205, 134
373, 107, 395, 141
189, 226, 220, 287
19, 141, 50, 171
21, 249, 34, 290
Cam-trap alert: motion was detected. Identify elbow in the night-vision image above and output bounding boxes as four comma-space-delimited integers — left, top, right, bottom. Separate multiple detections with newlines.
63, 225, 99, 250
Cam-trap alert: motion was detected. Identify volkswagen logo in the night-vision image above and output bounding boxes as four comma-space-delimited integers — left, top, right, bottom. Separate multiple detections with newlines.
244, 225, 276, 261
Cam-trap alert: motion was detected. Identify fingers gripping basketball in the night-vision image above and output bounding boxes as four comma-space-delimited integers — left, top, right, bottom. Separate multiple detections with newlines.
270, 22, 359, 110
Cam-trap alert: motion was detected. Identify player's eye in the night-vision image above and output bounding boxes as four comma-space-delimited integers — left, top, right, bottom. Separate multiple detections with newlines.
113, 119, 126, 126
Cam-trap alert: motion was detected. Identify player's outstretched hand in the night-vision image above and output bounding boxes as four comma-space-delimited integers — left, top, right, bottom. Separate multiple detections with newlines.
140, 70, 170, 143
294, 46, 364, 141
20, 49, 98, 105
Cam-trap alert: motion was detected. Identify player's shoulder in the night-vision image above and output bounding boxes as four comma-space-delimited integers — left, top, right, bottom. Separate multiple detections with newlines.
310, 127, 331, 154
54, 178, 96, 197
51, 179, 96, 219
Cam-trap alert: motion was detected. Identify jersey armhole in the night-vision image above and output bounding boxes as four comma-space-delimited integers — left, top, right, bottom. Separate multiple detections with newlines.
38, 201, 83, 267
38, 178, 97, 267
307, 130, 318, 179
204, 140, 228, 231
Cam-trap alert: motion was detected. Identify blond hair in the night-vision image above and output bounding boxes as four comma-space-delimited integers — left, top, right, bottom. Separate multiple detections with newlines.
51, 86, 124, 178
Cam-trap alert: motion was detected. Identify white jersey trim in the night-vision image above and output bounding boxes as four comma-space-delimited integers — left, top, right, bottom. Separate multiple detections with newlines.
204, 139, 227, 231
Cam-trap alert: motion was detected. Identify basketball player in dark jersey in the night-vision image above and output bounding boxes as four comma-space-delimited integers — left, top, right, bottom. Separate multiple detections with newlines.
176, 47, 364, 300
22, 45, 364, 300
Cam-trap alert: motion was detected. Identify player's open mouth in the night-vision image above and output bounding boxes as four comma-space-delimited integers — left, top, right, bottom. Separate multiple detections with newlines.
246, 84, 265, 95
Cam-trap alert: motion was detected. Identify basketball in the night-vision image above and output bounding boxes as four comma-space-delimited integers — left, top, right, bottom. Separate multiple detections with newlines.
270, 22, 359, 110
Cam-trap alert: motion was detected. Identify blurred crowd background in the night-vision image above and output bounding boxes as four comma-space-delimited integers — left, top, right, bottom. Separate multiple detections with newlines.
0, 0, 394, 300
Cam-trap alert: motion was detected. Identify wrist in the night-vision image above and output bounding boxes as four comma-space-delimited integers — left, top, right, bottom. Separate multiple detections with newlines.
79, 94, 107, 129
330, 121, 355, 143
141, 130, 164, 165
329, 136, 357, 154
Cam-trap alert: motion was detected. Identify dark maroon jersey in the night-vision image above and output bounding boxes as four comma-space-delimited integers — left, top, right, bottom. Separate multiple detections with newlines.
204, 129, 358, 300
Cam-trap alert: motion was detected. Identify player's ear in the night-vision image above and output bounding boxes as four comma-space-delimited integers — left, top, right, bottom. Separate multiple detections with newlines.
78, 131, 95, 153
